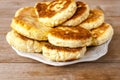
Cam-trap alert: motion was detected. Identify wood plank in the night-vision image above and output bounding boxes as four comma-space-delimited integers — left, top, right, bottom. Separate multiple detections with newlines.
0, 0, 120, 80
105, 17, 120, 27
0, 63, 119, 80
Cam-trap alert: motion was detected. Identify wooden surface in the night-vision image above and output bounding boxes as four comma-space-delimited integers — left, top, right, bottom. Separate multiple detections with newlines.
0, 0, 120, 80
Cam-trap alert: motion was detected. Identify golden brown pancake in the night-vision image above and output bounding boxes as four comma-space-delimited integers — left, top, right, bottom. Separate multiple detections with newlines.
62, 1, 89, 26
48, 26, 92, 48
42, 43, 86, 61
11, 7, 51, 41
6, 30, 47, 53
35, 0, 72, 18
91, 23, 114, 46
35, 0, 77, 27
79, 9, 104, 30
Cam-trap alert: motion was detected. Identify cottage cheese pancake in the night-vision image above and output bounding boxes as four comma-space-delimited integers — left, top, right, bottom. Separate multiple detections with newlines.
6, 30, 47, 53
42, 43, 86, 61
62, 1, 89, 26
48, 26, 92, 48
35, 0, 77, 27
79, 9, 104, 30
11, 7, 51, 41
91, 23, 114, 46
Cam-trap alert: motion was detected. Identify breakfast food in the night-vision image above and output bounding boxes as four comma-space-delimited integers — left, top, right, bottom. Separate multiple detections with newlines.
42, 43, 86, 61
62, 1, 89, 26
11, 7, 51, 41
35, 0, 77, 27
48, 26, 92, 48
6, 0, 114, 62
79, 9, 104, 30
91, 23, 114, 46
6, 30, 47, 53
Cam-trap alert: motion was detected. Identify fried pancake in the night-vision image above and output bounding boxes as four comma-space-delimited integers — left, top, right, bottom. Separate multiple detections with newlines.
91, 23, 114, 46
35, 0, 77, 27
6, 30, 47, 53
42, 43, 86, 61
79, 9, 104, 30
11, 7, 51, 41
62, 1, 89, 26
48, 26, 92, 48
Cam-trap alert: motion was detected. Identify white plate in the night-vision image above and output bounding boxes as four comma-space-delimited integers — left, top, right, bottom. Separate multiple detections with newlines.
12, 39, 111, 66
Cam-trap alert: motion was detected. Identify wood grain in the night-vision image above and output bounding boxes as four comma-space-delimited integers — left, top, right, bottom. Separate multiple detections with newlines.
0, 63, 120, 80
0, 0, 120, 80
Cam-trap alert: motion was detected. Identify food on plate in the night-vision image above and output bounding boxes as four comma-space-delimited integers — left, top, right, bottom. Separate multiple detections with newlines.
48, 26, 92, 48
79, 9, 104, 30
6, 30, 47, 52
35, 0, 77, 27
91, 23, 114, 46
42, 43, 86, 61
6, 0, 113, 62
62, 1, 89, 26
11, 7, 51, 41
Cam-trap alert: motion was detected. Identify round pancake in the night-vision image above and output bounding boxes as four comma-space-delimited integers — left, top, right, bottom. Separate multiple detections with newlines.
11, 7, 51, 41
48, 26, 92, 48
91, 23, 114, 46
79, 9, 104, 30
62, 1, 89, 26
42, 43, 86, 61
6, 30, 47, 53
35, 0, 77, 27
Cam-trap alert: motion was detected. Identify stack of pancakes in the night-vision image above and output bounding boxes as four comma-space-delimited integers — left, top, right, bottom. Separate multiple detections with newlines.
6, 0, 114, 62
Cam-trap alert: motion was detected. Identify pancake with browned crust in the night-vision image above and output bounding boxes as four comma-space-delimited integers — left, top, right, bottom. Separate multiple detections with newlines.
42, 43, 86, 61
6, 30, 47, 53
91, 23, 114, 46
11, 7, 51, 41
62, 1, 89, 26
35, 0, 77, 27
48, 26, 92, 48
79, 9, 104, 30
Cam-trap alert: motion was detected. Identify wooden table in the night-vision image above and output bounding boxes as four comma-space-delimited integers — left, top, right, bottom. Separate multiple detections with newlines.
0, 0, 120, 80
